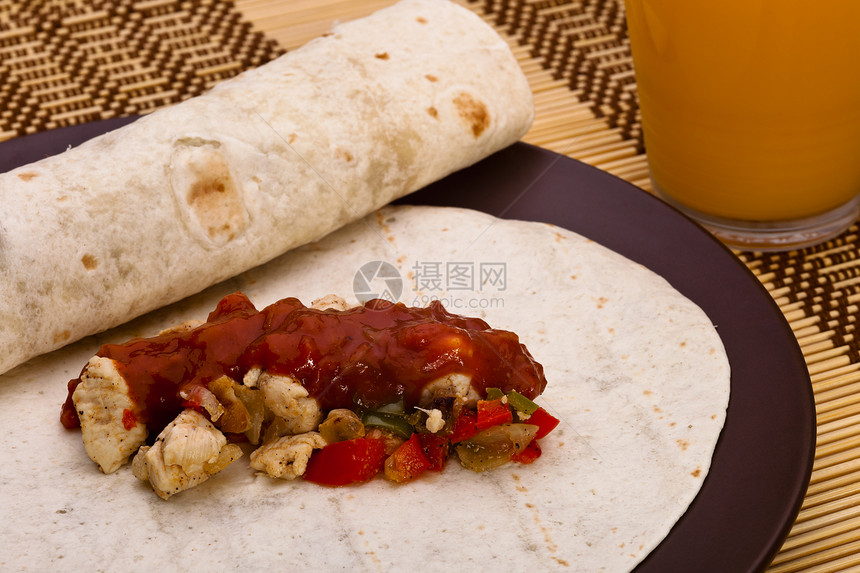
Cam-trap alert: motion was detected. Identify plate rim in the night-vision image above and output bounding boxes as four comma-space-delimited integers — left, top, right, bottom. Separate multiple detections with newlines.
0, 120, 816, 573
404, 140, 816, 572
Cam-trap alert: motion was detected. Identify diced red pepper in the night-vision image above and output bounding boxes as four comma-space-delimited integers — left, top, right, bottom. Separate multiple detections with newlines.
121, 408, 138, 431
417, 433, 450, 471
476, 398, 513, 430
448, 409, 479, 443
511, 439, 542, 464
385, 433, 433, 483
529, 407, 560, 439
304, 437, 387, 486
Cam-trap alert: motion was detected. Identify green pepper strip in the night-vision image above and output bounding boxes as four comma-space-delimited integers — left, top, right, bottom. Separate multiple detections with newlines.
506, 390, 540, 415
362, 411, 414, 439
485, 387, 505, 400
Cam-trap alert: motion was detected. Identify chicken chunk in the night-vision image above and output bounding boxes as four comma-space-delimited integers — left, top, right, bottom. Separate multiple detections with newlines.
157, 319, 204, 336
243, 366, 263, 388
131, 409, 242, 500
310, 294, 350, 311
258, 372, 322, 434
419, 373, 479, 409
72, 356, 148, 474
249, 432, 327, 480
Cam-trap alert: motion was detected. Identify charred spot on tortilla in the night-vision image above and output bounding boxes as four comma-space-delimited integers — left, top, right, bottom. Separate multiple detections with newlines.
374, 52, 390, 60
187, 173, 244, 240
80, 254, 98, 270
16, 172, 38, 182
169, 139, 250, 247
335, 147, 355, 163
375, 210, 393, 233
61, 292, 557, 498
426, 106, 439, 119
452, 91, 490, 138
425, 74, 438, 82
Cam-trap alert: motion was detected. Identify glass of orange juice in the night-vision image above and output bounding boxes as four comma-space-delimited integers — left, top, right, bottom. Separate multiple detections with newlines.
624, 0, 860, 251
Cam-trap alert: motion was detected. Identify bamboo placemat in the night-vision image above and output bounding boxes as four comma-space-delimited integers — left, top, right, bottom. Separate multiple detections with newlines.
2, 0, 859, 571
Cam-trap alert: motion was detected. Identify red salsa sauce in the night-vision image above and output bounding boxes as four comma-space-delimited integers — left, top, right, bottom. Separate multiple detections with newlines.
61, 293, 547, 434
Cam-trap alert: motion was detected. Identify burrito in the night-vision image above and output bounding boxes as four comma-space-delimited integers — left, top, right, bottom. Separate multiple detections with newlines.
0, 205, 729, 572
0, 0, 533, 375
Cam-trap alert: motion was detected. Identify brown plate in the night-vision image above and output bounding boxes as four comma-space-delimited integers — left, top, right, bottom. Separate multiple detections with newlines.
1, 119, 815, 572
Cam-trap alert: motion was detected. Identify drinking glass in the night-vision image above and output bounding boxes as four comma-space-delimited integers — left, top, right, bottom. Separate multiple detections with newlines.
624, 0, 860, 251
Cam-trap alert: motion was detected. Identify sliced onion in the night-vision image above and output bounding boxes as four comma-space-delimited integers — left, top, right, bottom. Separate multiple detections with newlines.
455, 423, 538, 472
180, 384, 225, 422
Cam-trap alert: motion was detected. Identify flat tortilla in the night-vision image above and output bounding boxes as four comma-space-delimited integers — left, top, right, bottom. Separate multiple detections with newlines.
0, 205, 729, 572
0, 0, 532, 375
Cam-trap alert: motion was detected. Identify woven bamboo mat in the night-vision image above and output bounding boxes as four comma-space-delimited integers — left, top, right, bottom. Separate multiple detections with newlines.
2, 0, 860, 571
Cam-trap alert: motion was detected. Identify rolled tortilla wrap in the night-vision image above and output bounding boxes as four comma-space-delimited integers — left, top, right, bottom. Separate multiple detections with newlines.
0, 0, 533, 375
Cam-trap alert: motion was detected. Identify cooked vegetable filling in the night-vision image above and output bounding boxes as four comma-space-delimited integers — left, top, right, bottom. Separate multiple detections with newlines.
61, 293, 558, 498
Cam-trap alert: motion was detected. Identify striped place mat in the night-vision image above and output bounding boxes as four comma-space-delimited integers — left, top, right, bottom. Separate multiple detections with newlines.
0, 0, 283, 139
3, 0, 860, 571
